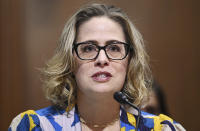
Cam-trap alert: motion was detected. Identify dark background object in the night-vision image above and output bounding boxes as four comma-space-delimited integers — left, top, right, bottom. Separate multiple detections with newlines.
141, 80, 169, 116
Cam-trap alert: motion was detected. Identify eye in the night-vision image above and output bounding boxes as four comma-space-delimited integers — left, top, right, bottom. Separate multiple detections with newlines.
80, 44, 97, 53
107, 44, 121, 52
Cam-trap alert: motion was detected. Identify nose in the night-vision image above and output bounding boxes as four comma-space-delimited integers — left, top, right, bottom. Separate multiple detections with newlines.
94, 49, 109, 67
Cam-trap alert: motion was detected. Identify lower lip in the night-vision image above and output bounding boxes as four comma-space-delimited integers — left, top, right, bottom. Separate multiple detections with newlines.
91, 76, 111, 82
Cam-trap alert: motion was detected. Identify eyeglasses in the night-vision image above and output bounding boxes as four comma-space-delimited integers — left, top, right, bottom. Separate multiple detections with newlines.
73, 41, 131, 60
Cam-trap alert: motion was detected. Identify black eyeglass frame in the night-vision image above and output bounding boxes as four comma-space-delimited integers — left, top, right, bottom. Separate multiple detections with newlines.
73, 42, 131, 60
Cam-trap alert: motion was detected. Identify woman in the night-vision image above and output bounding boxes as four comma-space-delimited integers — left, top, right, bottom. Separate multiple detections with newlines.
9, 3, 185, 131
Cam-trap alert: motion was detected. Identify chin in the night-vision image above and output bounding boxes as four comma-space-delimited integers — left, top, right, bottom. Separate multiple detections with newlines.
90, 84, 120, 94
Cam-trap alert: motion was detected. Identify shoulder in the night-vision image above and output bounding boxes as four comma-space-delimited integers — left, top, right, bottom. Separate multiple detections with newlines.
141, 111, 186, 131
35, 106, 66, 116
9, 110, 41, 131
9, 106, 65, 131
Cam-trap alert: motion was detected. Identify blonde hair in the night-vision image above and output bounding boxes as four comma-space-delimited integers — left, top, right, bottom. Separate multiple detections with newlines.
41, 3, 152, 110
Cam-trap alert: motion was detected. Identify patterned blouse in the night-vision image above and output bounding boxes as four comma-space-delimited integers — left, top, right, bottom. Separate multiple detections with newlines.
9, 105, 185, 131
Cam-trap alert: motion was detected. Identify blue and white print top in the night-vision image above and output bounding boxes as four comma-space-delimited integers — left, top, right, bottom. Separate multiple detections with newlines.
9, 105, 185, 131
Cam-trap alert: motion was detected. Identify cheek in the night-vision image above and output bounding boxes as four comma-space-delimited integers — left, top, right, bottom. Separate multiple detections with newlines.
118, 59, 129, 74
116, 64, 127, 75
112, 60, 129, 82
74, 56, 86, 76
75, 65, 87, 78
74, 65, 86, 89
74, 62, 92, 85
117, 65, 127, 82
117, 59, 129, 81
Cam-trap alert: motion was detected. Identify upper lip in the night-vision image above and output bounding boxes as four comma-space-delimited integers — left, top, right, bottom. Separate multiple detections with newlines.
91, 71, 112, 77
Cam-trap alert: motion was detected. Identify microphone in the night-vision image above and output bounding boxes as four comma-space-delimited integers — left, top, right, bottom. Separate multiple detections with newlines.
114, 91, 141, 131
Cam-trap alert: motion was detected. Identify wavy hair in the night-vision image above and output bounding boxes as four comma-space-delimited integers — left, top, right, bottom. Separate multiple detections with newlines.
41, 3, 152, 110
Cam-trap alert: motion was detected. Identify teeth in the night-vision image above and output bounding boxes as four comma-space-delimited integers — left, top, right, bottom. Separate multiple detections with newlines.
97, 74, 106, 78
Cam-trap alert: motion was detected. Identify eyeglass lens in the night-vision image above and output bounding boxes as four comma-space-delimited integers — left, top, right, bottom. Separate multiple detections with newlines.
76, 43, 128, 60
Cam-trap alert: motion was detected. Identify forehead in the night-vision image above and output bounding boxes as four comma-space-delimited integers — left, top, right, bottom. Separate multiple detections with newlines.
76, 16, 125, 44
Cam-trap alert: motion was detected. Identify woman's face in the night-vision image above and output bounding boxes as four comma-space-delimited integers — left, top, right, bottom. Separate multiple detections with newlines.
74, 16, 129, 97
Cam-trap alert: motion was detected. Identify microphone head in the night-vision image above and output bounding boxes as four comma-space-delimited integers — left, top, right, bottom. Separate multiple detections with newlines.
113, 91, 128, 104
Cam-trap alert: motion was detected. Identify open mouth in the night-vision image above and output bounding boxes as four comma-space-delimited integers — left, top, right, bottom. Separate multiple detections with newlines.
91, 71, 112, 82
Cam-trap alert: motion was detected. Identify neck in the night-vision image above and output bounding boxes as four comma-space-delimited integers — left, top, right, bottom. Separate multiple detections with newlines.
77, 91, 120, 129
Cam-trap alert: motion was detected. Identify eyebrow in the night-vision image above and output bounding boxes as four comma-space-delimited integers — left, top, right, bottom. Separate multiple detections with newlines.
76, 40, 125, 45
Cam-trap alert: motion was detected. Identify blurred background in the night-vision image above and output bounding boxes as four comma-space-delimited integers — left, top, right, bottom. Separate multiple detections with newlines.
0, 0, 199, 130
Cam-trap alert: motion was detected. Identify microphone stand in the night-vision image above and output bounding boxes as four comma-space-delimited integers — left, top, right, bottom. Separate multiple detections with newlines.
114, 92, 141, 131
